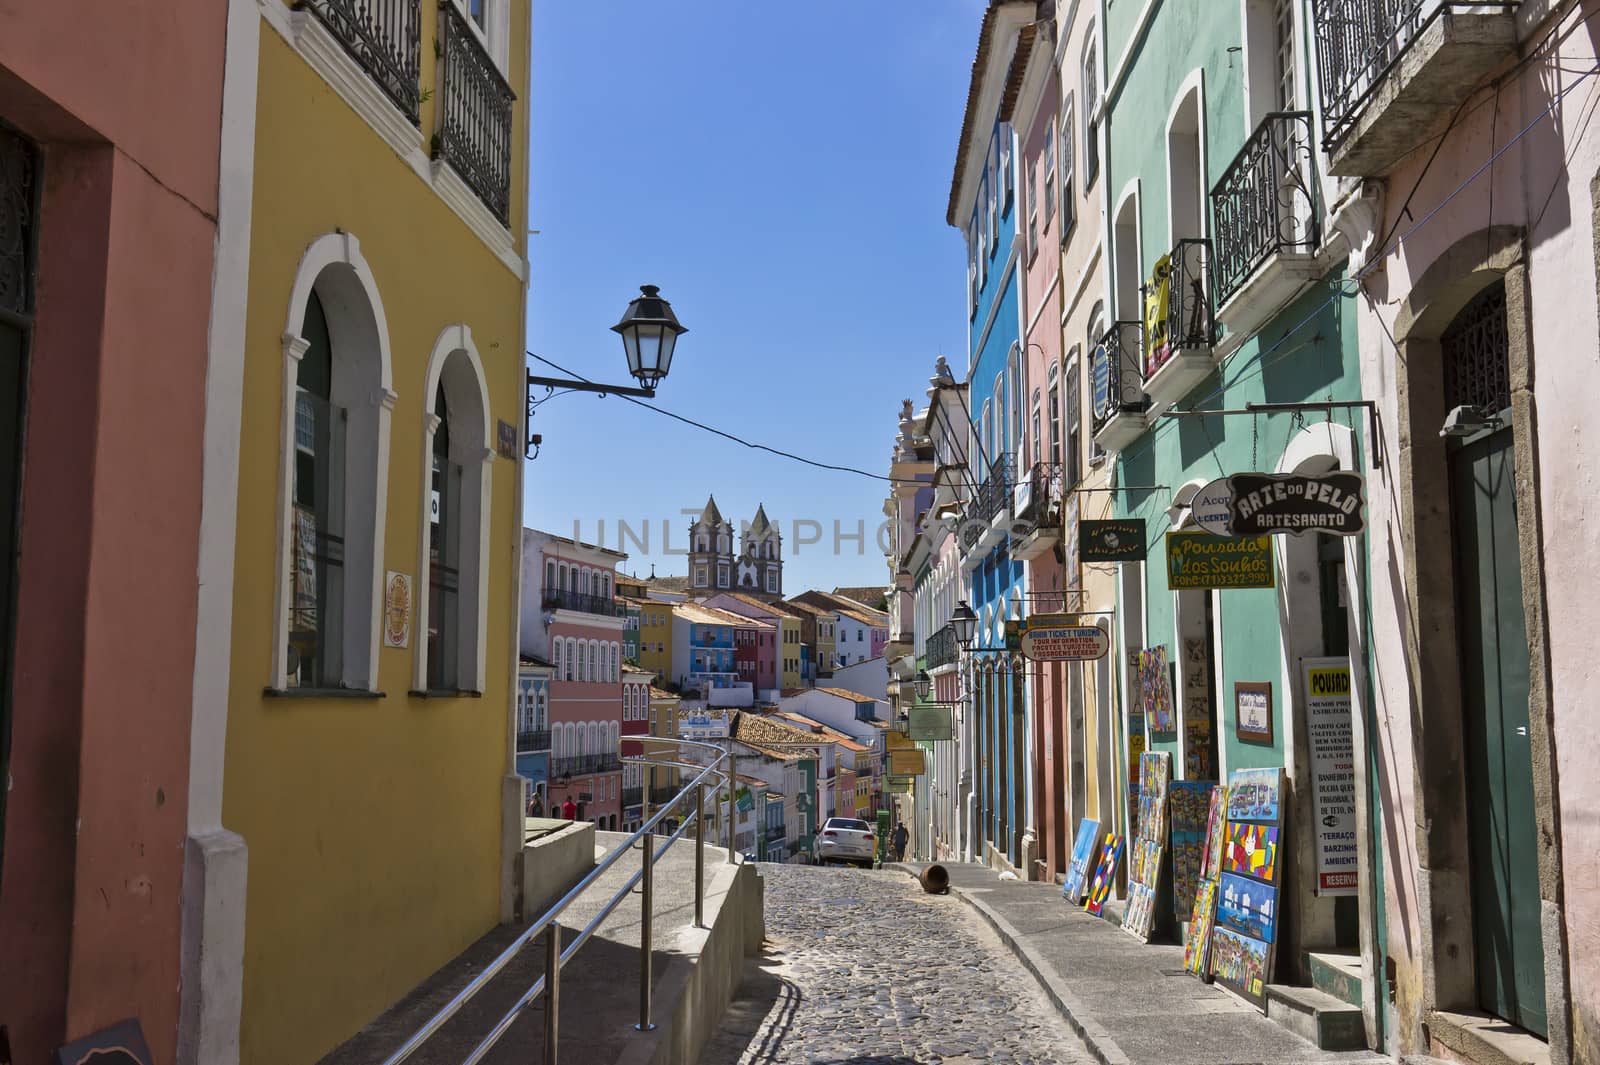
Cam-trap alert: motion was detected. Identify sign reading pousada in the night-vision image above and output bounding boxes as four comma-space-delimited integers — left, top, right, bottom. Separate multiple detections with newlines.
1018, 615, 1111, 661
1226, 471, 1366, 536
1165, 531, 1275, 590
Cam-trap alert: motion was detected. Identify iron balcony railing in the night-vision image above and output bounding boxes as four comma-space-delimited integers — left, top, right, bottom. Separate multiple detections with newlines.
1089, 321, 1150, 434
1312, 0, 1517, 148
1211, 112, 1320, 307
297, 0, 421, 123
542, 588, 627, 617
926, 623, 959, 669
966, 455, 1012, 528
434, 1, 515, 224
516, 728, 551, 753
765, 824, 786, 842
1013, 461, 1062, 528
550, 754, 622, 778
380, 739, 735, 1065
1141, 238, 1216, 379
621, 787, 643, 808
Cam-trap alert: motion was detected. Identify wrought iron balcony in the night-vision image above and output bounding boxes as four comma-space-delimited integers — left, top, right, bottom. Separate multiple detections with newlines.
622, 787, 643, 807
434, 1, 515, 224
1313, 0, 1516, 166
765, 824, 787, 842
1211, 112, 1320, 308
926, 623, 959, 670
516, 728, 551, 753
297, 0, 422, 123
1090, 321, 1149, 438
1142, 238, 1216, 380
542, 588, 627, 617
967, 455, 1013, 528
551, 754, 622, 778
1013, 461, 1062, 524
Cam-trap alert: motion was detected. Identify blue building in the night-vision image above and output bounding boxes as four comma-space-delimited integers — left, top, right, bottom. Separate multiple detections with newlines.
672, 603, 741, 692
947, 0, 1037, 873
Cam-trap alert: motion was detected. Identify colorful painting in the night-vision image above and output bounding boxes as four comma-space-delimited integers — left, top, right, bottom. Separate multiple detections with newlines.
1217, 872, 1277, 943
1137, 751, 1172, 841
1222, 823, 1280, 883
1201, 786, 1228, 880
1184, 878, 1218, 976
1061, 818, 1102, 903
1169, 780, 1214, 921
1210, 926, 1272, 1005
1226, 767, 1283, 823
1123, 880, 1158, 940
1138, 646, 1176, 733
1085, 832, 1125, 916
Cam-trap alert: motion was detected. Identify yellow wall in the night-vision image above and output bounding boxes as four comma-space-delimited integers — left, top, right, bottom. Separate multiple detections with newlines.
636, 603, 674, 680
222, 9, 529, 1062
781, 618, 802, 688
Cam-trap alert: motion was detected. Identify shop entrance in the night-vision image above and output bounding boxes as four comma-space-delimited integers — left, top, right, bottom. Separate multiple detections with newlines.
0, 124, 35, 874
1443, 282, 1546, 1036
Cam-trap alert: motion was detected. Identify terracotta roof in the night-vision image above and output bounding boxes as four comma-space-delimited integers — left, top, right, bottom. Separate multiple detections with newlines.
808, 687, 875, 703
647, 575, 692, 592
997, 21, 1038, 123
520, 655, 553, 669
673, 603, 756, 627
780, 598, 832, 618
838, 608, 890, 628
947, 1, 1035, 226
648, 686, 680, 700
730, 712, 825, 760
831, 586, 889, 610
621, 665, 654, 678
527, 528, 628, 560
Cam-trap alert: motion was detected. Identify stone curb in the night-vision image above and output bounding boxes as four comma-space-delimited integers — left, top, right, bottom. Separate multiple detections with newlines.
887, 864, 1134, 1065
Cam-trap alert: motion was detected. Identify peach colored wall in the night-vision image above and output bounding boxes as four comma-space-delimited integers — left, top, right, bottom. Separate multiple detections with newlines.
1352, 10, 1600, 1055
0, 3, 223, 1053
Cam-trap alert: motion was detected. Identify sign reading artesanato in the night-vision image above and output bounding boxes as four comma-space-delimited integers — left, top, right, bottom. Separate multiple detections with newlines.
1226, 471, 1366, 536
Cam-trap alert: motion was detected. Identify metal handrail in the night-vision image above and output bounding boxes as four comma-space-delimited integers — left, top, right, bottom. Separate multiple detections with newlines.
380, 737, 735, 1065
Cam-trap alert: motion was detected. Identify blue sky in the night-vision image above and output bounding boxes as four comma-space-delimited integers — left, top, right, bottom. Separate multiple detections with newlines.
524, 1, 981, 593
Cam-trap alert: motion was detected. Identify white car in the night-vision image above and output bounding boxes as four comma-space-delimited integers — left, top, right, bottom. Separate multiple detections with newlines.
812, 817, 877, 867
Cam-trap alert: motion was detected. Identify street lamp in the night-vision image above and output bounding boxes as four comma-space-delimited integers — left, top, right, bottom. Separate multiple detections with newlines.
950, 601, 978, 650
525, 284, 689, 458
914, 670, 932, 701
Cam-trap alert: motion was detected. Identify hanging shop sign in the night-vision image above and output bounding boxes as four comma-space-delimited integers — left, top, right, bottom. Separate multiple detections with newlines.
1303, 657, 1358, 897
1079, 518, 1146, 562
907, 704, 954, 741
1190, 477, 1236, 536
888, 748, 927, 776
1165, 532, 1275, 590
1226, 471, 1366, 537
1018, 616, 1110, 661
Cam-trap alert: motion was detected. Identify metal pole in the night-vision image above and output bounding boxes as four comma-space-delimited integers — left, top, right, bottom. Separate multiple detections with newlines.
726, 753, 738, 864
636, 831, 656, 1032
694, 783, 706, 929
543, 922, 560, 1065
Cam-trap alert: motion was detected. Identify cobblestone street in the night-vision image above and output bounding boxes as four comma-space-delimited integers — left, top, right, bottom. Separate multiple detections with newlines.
697, 864, 1095, 1065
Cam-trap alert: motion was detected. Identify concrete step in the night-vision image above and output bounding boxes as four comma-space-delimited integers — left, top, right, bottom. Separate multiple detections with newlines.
1265, 983, 1368, 1051
1305, 949, 1364, 1007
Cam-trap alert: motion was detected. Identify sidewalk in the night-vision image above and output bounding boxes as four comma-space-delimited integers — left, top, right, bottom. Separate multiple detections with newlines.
893, 862, 1390, 1065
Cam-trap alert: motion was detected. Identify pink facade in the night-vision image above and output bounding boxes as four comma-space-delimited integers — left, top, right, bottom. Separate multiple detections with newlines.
546, 621, 625, 828
869, 627, 887, 659
0, 2, 226, 1060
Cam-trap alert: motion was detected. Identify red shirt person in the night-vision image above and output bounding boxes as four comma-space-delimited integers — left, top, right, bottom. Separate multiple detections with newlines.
562, 798, 578, 820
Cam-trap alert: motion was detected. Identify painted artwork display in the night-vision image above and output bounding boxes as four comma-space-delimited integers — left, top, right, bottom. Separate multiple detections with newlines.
1184, 877, 1219, 976
1169, 780, 1215, 922
1123, 752, 1172, 942
1138, 646, 1176, 734
1129, 837, 1163, 886
1201, 786, 1228, 879
1222, 823, 1280, 882
1217, 872, 1277, 943
1085, 832, 1125, 916
1123, 880, 1158, 939
1062, 818, 1102, 903
1226, 768, 1282, 822
1210, 926, 1271, 1000
1138, 751, 1173, 841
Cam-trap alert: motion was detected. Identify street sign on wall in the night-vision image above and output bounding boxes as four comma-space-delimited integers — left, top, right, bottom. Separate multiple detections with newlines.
907, 704, 954, 741
1227, 472, 1367, 536
1165, 532, 1275, 590
1080, 518, 1146, 562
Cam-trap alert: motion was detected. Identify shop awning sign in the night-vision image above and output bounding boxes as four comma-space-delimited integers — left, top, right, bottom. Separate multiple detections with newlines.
1018, 618, 1110, 661
1226, 472, 1366, 537
1080, 518, 1146, 562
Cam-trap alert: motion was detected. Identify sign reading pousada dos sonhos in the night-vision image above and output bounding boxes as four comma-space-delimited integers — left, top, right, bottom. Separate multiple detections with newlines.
1226, 472, 1366, 536
1165, 531, 1275, 590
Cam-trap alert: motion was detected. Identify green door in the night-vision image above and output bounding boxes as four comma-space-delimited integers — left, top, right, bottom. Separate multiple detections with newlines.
1450, 426, 1546, 1036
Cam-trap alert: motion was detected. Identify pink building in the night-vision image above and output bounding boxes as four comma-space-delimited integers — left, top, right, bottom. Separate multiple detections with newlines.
620, 667, 652, 830
0, 2, 227, 1060
520, 530, 628, 829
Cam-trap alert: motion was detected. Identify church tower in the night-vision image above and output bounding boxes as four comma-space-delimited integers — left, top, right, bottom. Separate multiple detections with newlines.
688, 495, 735, 592
737, 503, 783, 600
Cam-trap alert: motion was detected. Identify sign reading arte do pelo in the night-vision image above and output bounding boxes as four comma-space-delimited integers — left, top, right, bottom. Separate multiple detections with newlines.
1226, 472, 1367, 537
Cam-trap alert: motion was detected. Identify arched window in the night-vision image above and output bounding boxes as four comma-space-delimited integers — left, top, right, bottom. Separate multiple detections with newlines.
612, 641, 621, 681
554, 637, 565, 680
277, 233, 392, 692
586, 641, 597, 683
545, 558, 555, 591
558, 562, 568, 591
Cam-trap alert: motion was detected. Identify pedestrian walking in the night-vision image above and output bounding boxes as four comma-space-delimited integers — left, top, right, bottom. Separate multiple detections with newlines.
561, 797, 577, 820
527, 792, 544, 818
892, 821, 909, 862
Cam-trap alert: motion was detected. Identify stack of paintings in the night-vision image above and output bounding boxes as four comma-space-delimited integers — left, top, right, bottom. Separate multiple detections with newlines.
1122, 751, 1171, 941
1184, 785, 1228, 977
1062, 818, 1102, 903
1208, 768, 1286, 1010
1084, 831, 1125, 916
1169, 780, 1215, 922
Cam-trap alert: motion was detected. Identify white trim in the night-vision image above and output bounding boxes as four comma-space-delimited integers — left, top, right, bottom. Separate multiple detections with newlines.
415, 324, 494, 693
1110, 179, 1143, 322
1103, 0, 1161, 108
1163, 69, 1210, 247
178, 2, 258, 1062
431, 161, 523, 277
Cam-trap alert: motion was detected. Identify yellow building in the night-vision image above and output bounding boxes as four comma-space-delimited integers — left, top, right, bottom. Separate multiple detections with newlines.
630, 597, 676, 680
188, 3, 532, 1061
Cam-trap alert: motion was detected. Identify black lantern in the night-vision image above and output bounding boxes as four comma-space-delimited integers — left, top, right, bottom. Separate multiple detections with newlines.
951, 601, 978, 649
914, 670, 932, 700
612, 284, 687, 389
